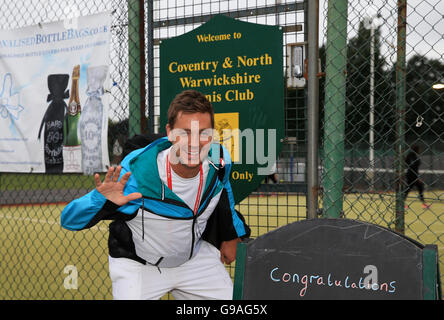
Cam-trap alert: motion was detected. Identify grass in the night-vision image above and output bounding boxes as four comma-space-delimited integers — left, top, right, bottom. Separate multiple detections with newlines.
0, 203, 111, 299
0, 191, 442, 299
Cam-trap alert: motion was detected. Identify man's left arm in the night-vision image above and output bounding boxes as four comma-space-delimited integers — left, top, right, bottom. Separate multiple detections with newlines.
201, 145, 251, 264
217, 157, 251, 264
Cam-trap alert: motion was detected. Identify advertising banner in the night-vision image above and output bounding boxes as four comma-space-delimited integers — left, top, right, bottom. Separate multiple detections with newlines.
0, 12, 111, 174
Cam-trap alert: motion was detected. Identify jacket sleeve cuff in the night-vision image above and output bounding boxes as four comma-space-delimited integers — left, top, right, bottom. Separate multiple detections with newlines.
102, 199, 121, 212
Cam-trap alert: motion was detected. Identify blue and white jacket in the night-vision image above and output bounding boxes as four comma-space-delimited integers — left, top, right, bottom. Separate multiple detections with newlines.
61, 137, 250, 268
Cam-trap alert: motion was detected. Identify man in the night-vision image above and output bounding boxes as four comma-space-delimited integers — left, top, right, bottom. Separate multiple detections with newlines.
404, 145, 430, 209
61, 90, 250, 299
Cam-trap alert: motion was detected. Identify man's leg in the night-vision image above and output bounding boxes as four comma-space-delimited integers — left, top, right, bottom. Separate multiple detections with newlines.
171, 241, 233, 300
108, 256, 173, 300
404, 176, 414, 202
416, 180, 425, 203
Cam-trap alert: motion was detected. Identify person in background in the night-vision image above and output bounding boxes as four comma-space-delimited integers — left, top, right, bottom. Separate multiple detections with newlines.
404, 145, 430, 209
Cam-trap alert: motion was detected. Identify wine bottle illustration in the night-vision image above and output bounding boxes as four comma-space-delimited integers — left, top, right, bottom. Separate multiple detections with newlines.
79, 66, 108, 175
63, 65, 82, 172
38, 74, 69, 173
64, 65, 81, 146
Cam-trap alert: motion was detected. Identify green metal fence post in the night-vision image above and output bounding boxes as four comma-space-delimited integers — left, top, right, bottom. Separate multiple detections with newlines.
233, 242, 247, 300
128, 0, 146, 137
322, 0, 348, 218
395, 0, 407, 234
146, 0, 155, 133
306, 0, 320, 219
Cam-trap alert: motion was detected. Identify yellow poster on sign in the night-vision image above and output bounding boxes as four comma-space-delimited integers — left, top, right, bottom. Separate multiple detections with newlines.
214, 112, 239, 162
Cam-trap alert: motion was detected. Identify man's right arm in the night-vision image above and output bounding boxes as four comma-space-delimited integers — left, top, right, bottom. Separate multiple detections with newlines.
61, 166, 142, 231
60, 189, 140, 231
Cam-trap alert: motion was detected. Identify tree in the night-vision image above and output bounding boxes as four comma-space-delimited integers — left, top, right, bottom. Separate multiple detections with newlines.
319, 18, 444, 158
345, 20, 395, 149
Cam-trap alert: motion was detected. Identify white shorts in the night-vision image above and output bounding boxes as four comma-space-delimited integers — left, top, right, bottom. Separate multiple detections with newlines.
108, 240, 233, 300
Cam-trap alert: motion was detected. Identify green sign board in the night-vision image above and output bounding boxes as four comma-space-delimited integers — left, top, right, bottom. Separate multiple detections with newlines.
160, 15, 284, 203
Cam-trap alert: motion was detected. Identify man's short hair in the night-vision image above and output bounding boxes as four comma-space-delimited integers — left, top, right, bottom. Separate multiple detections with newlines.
167, 90, 214, 129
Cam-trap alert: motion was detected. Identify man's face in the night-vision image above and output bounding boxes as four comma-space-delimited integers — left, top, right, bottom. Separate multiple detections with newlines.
166, 111, 213, 168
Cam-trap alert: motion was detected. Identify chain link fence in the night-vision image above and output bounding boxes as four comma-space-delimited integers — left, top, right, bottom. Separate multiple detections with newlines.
0, 0, 442, 299
0, 0, 308, 300
0, 0, 133, 299
319, 0, 444, 286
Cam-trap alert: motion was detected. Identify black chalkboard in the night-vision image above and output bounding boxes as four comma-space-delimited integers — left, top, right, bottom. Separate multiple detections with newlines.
233, 218, 441, 300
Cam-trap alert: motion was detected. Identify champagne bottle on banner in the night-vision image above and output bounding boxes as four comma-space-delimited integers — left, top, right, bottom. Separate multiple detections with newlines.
38, 74, 69, 173
64, 65, 81, 146
63, 65, 82, 172
79, 66, 108, 175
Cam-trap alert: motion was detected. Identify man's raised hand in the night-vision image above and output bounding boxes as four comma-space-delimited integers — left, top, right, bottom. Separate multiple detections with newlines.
94, 165, 142, 206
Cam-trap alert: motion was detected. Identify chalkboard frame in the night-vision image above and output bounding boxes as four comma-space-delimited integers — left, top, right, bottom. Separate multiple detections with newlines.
233, 219, 442, 300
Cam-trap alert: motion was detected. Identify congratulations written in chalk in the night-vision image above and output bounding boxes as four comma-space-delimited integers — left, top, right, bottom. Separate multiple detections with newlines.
167, 31, 273, 103
270, 266, 397, 298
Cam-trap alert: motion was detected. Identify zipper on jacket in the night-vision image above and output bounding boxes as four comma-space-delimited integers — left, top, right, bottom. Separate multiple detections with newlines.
142, 198, 145, 241
188, 175, 220, 259
189, 216, 197, 259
